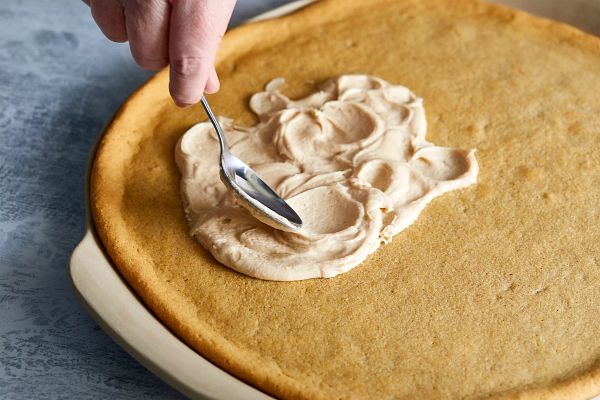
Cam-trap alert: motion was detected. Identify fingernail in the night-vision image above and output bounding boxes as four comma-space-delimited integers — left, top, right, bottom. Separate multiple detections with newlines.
205, 70, 220, 94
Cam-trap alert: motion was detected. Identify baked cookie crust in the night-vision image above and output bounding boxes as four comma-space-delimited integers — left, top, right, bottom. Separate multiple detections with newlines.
91, 0, 600, 398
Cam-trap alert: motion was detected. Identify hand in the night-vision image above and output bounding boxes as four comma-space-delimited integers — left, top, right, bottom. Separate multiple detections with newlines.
84, 0, 237, 107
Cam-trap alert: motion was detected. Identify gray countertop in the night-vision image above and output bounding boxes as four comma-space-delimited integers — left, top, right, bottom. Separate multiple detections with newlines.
0, 1, 294, 399
2, 1, 600, 399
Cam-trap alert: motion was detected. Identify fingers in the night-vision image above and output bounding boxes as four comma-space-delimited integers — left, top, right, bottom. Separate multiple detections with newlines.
89, 0, 127, 43
169, 0, 236, 106
123, 0, 170, 70
88, 0, 234, 105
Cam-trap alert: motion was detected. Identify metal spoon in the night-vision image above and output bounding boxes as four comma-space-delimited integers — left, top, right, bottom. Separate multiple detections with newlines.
200, 96, 303, 232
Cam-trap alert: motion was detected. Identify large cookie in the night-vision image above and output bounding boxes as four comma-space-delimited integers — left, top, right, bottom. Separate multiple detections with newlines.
91, 0, 600, 398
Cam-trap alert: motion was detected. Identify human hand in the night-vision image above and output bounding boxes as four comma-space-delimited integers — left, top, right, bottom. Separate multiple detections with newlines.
84, 0, 237, 106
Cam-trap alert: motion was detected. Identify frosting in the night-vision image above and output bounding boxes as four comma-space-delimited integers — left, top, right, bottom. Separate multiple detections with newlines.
176, 75, 478, 281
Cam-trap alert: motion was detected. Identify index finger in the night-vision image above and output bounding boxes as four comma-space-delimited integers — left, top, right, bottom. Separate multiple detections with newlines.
168, 0, 236, 107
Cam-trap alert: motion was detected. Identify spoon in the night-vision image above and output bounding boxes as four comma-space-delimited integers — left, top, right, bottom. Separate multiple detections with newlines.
200, 96, 303, 232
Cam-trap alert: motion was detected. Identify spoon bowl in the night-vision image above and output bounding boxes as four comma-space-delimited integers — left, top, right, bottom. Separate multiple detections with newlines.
200, 96, 303, 232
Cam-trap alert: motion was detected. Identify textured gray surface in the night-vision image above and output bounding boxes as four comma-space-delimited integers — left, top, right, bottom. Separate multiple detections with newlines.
0, 1, 295, 399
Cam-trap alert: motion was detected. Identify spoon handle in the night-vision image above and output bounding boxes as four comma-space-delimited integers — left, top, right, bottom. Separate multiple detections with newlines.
200, 96, 228, 156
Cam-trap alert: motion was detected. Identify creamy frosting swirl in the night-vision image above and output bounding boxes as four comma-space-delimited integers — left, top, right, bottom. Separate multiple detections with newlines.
176, 75, 478, 281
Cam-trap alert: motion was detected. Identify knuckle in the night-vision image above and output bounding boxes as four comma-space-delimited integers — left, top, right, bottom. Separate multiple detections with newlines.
170, 56, 209, 78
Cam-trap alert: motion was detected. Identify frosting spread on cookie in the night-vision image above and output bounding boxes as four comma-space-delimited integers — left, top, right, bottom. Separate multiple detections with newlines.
176, 75, 478, 281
